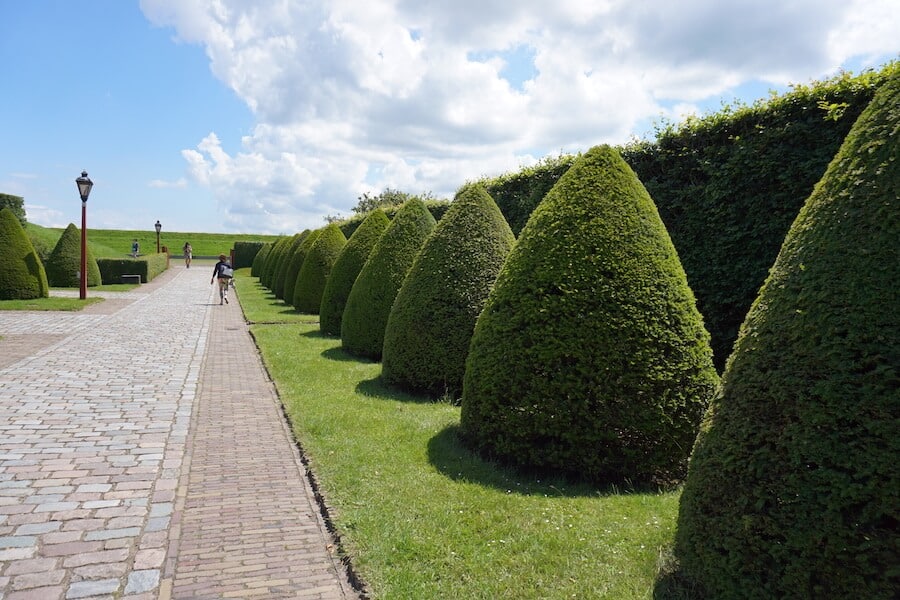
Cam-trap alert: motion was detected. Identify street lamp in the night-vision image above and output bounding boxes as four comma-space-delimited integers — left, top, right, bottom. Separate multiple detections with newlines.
154, 220, 162, 253
75, 171, 93, 300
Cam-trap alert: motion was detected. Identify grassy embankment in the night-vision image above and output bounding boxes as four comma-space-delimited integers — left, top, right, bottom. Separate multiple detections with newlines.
236, 268, 680, 599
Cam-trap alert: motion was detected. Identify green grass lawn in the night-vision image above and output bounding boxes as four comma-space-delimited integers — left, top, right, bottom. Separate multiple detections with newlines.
237, 270, 680, 599
26, 222, 281, 258
0, 296, 104, 311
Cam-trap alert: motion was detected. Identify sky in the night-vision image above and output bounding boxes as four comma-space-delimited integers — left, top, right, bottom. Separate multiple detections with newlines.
1, 1, 897, 235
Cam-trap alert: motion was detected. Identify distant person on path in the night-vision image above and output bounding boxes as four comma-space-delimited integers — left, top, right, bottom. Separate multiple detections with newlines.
131, 239, 140, 257
183, 242, 193, 268
211, 254, 233, 305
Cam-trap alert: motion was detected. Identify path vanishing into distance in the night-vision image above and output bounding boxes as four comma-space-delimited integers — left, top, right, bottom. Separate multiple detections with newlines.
0, 265, 355, 600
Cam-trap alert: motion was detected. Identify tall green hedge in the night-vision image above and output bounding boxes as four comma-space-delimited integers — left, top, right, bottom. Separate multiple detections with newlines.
341, 199, 436, 359
274, 231, 309, 300
461, 146, 719, 485
293, 224, 347, 314
319, 210, 390, 336
262, 236, 293, 290
671, 67, 899, 600
45, 223, 101, 287
282, 230, 318, 307
382, 184, 515, 399
0, 207, 48, 300
233, 241, 264, 269
336, 199, 450, 239
251, 242, 274, 277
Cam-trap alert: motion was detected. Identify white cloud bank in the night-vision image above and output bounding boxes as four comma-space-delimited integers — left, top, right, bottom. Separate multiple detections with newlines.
140, 0, 899, 233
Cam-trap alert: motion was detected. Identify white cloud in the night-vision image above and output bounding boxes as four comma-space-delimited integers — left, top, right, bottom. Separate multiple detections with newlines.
24, 204, 67, 229
140, 0, 900, 233
148, 178, 188, 189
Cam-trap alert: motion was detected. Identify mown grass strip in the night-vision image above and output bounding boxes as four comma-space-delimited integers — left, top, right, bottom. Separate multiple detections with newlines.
238, 270, 679, 599
0, 297, 104, 311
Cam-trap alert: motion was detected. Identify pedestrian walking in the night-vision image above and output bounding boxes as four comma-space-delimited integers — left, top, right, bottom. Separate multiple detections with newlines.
211, 254, 234, 304
183, 242, 193, 268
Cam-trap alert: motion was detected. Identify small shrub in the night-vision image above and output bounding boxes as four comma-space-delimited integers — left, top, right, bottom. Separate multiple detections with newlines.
341, 199, 436, 359
0, 207, 49, 300
45, 223, 102, 287
382, 184, 514, 399
319, 210, 390, 336
293, 224, 347, 313
672, 67, 900, 600
460, 145, 719, 485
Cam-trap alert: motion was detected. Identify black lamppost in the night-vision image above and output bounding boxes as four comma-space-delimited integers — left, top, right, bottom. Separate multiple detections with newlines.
75, 171, 93, 300
154, 220, 162, 253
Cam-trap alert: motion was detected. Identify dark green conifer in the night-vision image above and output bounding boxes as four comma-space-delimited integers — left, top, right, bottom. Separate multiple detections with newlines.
251, 242, 273, 277
672, 69, 899, 600
382, 184, 514, 399
319, 210, 390, 336
0, 207, 49, 300
341, 199, 436, 359
293, 224, 347, 313
282, 229, 319, 306
45, 223, 101, 287
274, 231, 309, 299
461, 145, 718, 484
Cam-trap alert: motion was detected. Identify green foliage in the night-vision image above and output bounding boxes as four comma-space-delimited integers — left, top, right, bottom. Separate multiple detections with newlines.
341, 198, 436, 359
274, 231, 310, 300
336, 199, 450, 239
382, 184, 515, 399
461, 146, 719, 485
352, 187, 422, 213
293, 224, 347, 314
0, 193, 26, 226
319, 209, 390, 336
283, 229, 321, 309
45, 223, 101, 287
0, 207, 49, 300
622, 64, 894, 368
251, 242, 274, 277
233, 241, 264, 269
261, 236, 293, 289
672, 67, 900, 600
475, 154, 576, 236
97, 253, 168, 284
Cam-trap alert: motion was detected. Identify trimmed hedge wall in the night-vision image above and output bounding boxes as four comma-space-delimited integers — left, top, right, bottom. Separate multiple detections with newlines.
0, 207, 48, 300
283, 229, 321, 309
261, 236, 293, 290
382, 184, 515, 399
341, 198, 436, 359
274, 232, 309, 300
97, 253, 168, 284
293, 224, 347, 314
671, 66, 900, 600
45, 223, 102, 287
233, 241, 264, 269
473, 65, 894, 370
461, 146, 719, 485
336, 199, 451, 239
319, 210, 390, 336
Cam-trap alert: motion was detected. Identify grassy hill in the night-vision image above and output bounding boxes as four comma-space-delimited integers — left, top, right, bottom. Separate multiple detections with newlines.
26, 223, 281, 258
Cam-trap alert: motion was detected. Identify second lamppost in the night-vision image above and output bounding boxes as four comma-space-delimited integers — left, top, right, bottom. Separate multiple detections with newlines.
75, 171, 93, 300
155, 220, 162, 253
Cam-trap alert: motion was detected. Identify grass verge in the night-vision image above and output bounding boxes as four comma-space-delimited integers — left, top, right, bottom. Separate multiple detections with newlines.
239, 271, 680, 599
0, 297, 104, 311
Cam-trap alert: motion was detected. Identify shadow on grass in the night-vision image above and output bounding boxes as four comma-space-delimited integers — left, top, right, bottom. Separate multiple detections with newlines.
321, 346, 369, 362
425, 424, 605, 498
355, 375, 438, 405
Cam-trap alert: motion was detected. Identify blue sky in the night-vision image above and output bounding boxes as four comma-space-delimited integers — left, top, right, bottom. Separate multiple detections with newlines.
2, 1, 897, 235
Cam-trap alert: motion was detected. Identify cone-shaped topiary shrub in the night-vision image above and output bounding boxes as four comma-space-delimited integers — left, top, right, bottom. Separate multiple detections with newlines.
671, 69, 900, 600
251, 242, 273, 277
460, 145, 719, 485
281, 230, 318, 305
0, 207, 49, 300
293, 224, 347, 313
274, 231, 309, 300
320, 210, 390, 336
262, 236, 292, 290
45, 223, 102, 287
382, 184, 515, 399
341, 199, 436, 359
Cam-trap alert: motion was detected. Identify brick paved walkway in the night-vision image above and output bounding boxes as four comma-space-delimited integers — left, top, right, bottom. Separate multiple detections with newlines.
0, 266, 352, 599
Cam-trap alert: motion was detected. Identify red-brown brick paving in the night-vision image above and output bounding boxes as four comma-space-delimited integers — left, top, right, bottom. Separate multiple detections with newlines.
0, 265, 353, 599
163, 278, 351, 599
